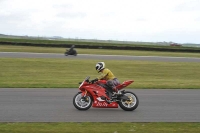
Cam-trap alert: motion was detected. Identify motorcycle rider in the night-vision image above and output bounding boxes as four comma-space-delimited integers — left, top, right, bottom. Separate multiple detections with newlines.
91, 62, 120, 99
65, 45, 77, 56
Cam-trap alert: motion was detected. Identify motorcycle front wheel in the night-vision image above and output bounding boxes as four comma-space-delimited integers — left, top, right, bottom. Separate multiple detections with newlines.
73, 92, 92, 110
64, 52, 68, 56
118, 91, 139, 111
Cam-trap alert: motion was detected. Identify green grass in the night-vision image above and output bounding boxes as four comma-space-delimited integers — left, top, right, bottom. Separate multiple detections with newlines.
0, 58, 200, 88
0, 122, 199, 133
1, 45, 200, 57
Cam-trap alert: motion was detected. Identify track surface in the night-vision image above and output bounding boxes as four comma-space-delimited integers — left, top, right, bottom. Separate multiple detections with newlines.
0, 52, 200, 122
0, 88, 199, 122
0, 52, 200, 62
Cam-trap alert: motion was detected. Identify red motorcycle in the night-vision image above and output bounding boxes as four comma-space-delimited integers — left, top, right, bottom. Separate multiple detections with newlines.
73, 77, 139, 111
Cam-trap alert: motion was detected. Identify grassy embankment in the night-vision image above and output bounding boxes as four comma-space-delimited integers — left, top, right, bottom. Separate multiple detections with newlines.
0, 122, 200, 133
0, 58, 200, 88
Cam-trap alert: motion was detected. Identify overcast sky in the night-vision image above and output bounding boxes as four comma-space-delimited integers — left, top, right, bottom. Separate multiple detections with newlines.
0, 0, 200, 43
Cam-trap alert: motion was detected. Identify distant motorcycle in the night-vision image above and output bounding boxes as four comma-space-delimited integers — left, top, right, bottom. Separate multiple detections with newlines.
65, 45, 77, 56
73, 76, 139, 111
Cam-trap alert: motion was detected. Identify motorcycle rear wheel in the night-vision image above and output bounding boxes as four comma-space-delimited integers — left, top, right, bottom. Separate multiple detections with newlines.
118, 91, 139, 111
73, 92, 92, 110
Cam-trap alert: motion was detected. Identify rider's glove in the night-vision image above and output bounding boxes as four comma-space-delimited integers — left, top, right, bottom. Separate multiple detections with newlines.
91, 78, 98, 84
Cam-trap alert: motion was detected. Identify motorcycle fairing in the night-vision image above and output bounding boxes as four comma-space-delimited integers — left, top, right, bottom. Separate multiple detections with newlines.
81, 84, 110, 100
79, 83, 118, 108
78, 78, 134, 109
116, 80, 134, 90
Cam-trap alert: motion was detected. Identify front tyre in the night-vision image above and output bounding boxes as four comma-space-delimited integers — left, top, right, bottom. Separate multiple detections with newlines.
118, 91, 139, 111
64, 52, 68, 56
73, 92, 92, 110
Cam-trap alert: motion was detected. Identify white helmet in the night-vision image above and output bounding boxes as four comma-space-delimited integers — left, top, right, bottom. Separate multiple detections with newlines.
95, 62, 105, 72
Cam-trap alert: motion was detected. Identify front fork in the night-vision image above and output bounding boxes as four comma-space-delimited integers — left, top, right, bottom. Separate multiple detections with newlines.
81, 90, 87, 97
80, 90, 90, 102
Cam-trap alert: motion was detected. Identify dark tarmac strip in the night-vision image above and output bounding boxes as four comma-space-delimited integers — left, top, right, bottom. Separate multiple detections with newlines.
0, 88, 199, 122
0, 52, 200, 62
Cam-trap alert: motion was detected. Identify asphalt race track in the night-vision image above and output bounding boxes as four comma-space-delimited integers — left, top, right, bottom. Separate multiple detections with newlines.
0, 52, 200, 122
1, 52, 200, 62
0, 88, 200, 122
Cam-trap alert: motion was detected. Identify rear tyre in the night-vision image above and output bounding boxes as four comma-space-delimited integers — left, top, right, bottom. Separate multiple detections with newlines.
118, 91, 139, 111
73, 92, 92, 110
74, 50, 77, 56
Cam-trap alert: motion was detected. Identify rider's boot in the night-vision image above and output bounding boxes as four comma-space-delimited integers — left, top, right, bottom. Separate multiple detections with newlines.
101, 96, 112, 104
104, 91, 113, 104
111, 87, 119, 97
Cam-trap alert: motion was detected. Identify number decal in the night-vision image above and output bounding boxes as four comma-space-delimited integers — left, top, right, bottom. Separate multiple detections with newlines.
96, 102, 108, 107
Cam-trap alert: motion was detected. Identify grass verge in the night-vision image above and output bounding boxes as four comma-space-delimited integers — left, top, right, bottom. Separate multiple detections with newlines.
0, 58, 200, 88
0, 122, 200, 133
